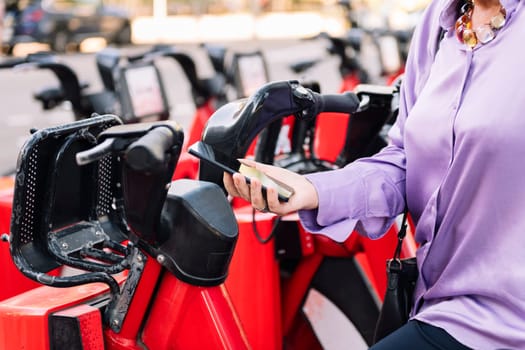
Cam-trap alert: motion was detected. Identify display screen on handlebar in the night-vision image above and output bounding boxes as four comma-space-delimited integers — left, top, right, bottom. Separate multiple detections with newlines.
119, 62, 169, 122
232, 51, 270, 98
377, 35, 402, 75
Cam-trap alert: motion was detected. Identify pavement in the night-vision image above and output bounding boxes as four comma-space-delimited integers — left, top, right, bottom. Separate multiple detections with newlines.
130, 12, 346, 44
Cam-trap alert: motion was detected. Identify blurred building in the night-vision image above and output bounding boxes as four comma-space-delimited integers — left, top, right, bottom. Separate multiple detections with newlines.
105, 0, 347, 17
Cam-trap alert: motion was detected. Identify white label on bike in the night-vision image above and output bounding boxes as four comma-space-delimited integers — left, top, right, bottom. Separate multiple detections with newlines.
303, 288, 368, 350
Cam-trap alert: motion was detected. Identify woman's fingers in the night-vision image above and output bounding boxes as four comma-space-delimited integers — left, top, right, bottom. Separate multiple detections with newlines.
223, 172, 240, 198
265, 186, 281, 214
232, 173, 251, 201
225, 171, 268, 211
249, 178, 268, 211
225, 159, 320, 215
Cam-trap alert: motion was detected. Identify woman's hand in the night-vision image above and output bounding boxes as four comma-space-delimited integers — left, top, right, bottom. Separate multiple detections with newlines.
223, 159, 319, 215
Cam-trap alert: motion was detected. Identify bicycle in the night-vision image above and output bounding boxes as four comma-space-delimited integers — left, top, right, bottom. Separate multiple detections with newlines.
0, 81, 383, 349
190, 80, 416, 348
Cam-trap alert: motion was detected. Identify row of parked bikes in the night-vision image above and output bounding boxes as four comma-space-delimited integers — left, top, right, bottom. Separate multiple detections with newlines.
0, 21, 417, 350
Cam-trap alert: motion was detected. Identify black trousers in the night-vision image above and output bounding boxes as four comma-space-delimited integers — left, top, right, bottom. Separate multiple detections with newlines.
370, 320, 471, 350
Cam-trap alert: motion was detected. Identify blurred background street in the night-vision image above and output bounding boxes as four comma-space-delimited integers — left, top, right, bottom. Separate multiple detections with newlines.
0, 0, 430, 172
0, 39, 343, 171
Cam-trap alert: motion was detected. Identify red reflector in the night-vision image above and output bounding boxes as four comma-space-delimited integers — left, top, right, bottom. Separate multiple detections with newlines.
50, 304, 104, 350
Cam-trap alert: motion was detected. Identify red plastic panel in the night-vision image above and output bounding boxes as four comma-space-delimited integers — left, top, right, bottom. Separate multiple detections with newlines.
313, 73, 361, 163
141, 274, 249, 349
0, 278, 123, 350
171, 151, 199, 180
224, 205, 282, 350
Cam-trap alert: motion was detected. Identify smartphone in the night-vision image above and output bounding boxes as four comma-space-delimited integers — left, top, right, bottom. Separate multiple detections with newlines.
188, 142, 294, 202
238, 162, 295, 201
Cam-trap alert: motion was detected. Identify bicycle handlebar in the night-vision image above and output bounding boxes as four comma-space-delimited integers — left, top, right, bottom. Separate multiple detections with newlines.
1, 52, 85, 114
0, 52, 56, 69
194, 80, 371, 186
76, 121, 184, 173
309, 91, 365, 116
126, 126, 178, 172
36, 61, 83, 110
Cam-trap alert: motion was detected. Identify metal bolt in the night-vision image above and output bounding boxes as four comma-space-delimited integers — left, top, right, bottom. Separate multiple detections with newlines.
157, 255, 166, 264
61, 242, 69, 249
1, 233, 9, 242
95, 231, 102, 236
112, 319, 119, 326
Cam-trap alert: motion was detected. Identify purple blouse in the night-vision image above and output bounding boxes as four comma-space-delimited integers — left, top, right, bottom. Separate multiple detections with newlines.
298, 0, 525, 348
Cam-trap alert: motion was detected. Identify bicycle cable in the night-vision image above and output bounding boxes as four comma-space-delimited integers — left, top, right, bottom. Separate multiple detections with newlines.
251, 208, 281, 244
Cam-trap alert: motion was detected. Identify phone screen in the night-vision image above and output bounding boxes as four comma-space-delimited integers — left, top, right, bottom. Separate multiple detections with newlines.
188, 142, 294, 202
238, 163, 295, 200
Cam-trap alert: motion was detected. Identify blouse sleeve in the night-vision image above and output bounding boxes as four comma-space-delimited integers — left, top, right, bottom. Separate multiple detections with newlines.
297, 0, 444, 242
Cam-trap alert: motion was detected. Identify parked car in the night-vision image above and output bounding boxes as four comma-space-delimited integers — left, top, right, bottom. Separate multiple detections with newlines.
2, 0, 132, 54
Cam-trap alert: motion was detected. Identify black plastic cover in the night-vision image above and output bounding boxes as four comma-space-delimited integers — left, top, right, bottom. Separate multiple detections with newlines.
156, 179, 238, 286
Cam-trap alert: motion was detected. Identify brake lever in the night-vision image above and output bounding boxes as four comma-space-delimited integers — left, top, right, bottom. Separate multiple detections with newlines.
76, 138, 116, 166
76, 137, 139, 166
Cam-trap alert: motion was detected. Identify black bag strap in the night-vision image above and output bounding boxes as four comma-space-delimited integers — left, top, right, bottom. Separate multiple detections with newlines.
392, 208, 409, 261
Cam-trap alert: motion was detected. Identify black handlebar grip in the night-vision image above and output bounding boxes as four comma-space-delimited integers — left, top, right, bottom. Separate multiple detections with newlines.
126, 126, 175, 172
318, 92, 361, 114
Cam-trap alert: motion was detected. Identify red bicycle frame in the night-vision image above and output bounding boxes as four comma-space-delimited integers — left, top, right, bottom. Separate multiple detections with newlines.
225, 201, 416, 350
0, 250, 250, 350
0, 117, 251, 350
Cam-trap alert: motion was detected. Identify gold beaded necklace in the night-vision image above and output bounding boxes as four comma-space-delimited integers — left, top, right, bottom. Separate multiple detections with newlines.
455, 0, 507, 48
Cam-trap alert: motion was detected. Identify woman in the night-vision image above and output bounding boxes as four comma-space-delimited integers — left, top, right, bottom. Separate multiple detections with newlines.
224, 0, 525, 348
